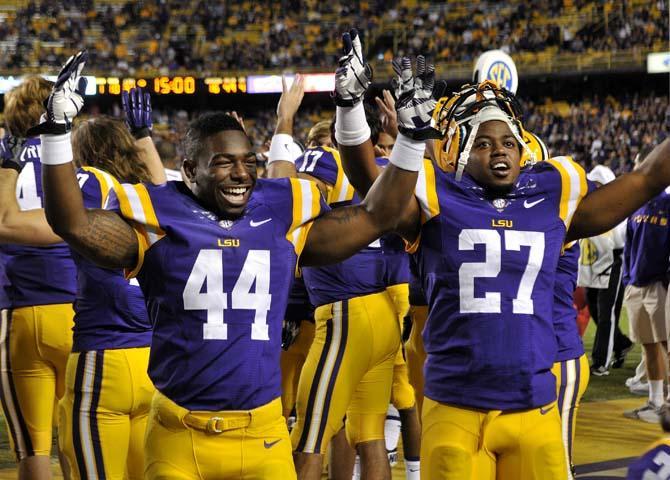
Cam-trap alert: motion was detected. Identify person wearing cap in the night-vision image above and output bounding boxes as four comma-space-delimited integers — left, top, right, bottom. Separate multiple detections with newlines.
577, 164, 632, 376
339, 76, 670, 479
622, 145, 670, 424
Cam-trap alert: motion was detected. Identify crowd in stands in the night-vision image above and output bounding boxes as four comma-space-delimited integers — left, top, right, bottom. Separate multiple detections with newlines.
144, 92, 668, 176
0, 0, 665, 74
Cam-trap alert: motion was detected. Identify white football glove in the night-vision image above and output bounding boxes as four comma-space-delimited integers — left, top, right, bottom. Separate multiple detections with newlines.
28, 50, 88, 136
392, 55, 447, 140
334, 29, 373, 107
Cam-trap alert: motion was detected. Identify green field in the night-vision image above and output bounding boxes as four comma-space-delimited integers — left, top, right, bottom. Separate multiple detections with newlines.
0, 312, 642, 469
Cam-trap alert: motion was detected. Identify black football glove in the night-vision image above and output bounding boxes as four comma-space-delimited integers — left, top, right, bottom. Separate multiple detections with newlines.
0, 132, 25, 172
122, 87, 153, 139
281, 318, 301, 351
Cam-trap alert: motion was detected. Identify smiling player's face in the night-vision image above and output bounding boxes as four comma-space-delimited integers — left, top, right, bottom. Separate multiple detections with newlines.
465, 120, 522, 194
189, 130, 258, 219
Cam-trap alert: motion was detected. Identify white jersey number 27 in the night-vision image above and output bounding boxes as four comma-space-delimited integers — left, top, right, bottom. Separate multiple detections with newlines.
458, 229, 545, 314
183, 249, 272, 341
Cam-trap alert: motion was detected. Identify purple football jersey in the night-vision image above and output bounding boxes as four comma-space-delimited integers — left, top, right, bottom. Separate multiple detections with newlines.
627, 439, 670, 479
109, 178, 326, 411
298, 146, 386, 306
623, 190, 670, 287
553, 242, 584, 362
0, 138, 76, 307
412, 157, 589, 410
69, 167, 151, 352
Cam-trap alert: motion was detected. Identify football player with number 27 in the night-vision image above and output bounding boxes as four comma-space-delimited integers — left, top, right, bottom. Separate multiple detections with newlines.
337, 32, 670, 480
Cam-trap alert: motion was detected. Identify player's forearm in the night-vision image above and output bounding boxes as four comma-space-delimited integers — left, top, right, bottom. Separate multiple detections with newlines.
0, 168, 20, 219
339, 141, 379, 196
362, 163, 418, 232
567, 170, 664, 242
135, 136, 167, 185
569, 140, 670, 241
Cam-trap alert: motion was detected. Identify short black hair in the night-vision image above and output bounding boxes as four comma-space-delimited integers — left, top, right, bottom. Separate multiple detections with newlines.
184, 112, 246, 161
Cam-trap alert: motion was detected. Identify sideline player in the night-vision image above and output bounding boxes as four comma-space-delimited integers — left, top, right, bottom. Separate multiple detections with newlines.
0, 75, 77, 480
340, 56, 670, 479
35, 47, 438, 479
623, 146, 670, 423
0, 89, 164, 478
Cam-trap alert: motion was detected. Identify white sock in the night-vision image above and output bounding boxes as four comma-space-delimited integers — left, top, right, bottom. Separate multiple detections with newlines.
352, 455, 361, 480
650, 379, 664, 406
405, 459, 420, 479
384, 404, 401, 452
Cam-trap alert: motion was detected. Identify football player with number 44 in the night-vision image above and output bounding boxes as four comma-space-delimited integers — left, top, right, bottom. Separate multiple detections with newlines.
338, 43, 670, 480
33, 43, 437, 480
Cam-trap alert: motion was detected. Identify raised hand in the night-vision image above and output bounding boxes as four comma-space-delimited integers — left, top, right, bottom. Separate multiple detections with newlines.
27, 50, 88, 136
277, 74, 305, 123
122, 87, 153, 139
392, 55, 446, 141
375, 89, 399, 139
334, 28, 372, 107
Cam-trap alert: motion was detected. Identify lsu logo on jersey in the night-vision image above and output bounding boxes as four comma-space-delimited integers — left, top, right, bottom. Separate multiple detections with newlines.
486, 61, 515, 92
491, 219, 513, 228
217, 238, 240, 248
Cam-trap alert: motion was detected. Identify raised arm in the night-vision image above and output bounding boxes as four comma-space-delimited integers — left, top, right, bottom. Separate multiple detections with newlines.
300, 32, 445, 266
567, 139, 670, 242
266, 74, 305, 179
28, 51, 139, 270
122, 87, 167, 185
0, 140, 61, 245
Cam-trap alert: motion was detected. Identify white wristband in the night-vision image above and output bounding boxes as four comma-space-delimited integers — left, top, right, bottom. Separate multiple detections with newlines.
388, 133, 425, 172
40, 133, 73, 165
335, 102, 371, 146
268, 134, 301, 164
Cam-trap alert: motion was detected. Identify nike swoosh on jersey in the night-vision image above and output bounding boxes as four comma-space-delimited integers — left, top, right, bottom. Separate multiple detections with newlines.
523, 198, 545, 208
250, 218, 272, 227
539, 404, 554, 415
264, 439, 282, 449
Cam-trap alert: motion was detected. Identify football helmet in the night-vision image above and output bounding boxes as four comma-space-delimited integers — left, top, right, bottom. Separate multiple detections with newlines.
520, 128, 549, 166
432, 81, 535, 180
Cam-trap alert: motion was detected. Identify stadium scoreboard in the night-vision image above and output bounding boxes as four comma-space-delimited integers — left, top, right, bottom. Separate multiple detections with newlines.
0, 73, 334, 95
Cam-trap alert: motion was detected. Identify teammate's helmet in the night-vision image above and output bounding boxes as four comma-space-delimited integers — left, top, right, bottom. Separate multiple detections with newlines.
520, 128, 549, 166
473, 49, 519, 95
432, 80, 535, 180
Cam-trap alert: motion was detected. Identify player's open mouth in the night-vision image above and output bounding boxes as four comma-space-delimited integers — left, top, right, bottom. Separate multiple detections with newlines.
219, 185, 252, 206
490, 160, 511, 178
